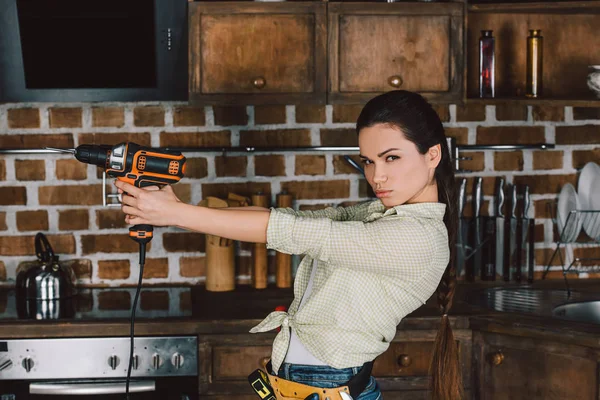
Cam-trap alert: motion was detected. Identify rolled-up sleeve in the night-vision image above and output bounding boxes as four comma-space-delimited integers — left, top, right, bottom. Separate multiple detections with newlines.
274, 201, 372, 221
266, 208, 441, 280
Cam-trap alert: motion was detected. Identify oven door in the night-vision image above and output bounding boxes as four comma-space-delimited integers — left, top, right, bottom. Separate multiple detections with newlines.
0, 377, 198, 400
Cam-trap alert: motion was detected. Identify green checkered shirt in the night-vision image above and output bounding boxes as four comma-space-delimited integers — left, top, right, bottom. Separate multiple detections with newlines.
250, 200, 449, 373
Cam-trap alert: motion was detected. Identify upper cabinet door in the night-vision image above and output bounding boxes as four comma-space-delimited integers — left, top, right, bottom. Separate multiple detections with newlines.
189, 2, 326, 105
328, 2, 465, 104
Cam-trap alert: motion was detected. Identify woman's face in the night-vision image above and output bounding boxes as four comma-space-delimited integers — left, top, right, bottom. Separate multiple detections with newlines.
358, 123, 441, 208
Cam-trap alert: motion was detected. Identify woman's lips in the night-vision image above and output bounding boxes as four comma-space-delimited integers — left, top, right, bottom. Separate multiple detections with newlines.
375, 190, 392, 198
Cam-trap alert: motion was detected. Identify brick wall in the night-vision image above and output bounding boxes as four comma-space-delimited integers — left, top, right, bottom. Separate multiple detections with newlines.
0, 102, 599, 287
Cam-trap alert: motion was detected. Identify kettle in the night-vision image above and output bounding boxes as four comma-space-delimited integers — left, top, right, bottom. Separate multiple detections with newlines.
16, 232, 77, 301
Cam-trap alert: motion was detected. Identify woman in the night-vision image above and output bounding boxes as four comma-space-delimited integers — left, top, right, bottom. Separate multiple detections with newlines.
116, 90, 462, 400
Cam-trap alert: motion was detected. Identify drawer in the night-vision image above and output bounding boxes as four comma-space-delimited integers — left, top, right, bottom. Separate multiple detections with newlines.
372, 341, 434, 377
213, 345, 271, 380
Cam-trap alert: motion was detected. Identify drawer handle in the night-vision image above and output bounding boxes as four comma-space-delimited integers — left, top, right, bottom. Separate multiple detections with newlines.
259, 356, 270, 369
387, 75, 403, 88
490, 351, 504, 366
253, 77, 267, 89
397, 354, 411, 368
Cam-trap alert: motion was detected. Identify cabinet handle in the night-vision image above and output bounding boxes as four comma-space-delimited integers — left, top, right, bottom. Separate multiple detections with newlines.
387, 75, 403, 88
259, 356, 270, 369
489, 351, 504, 366
252, 77, 267, 89
397, 354, 411, 368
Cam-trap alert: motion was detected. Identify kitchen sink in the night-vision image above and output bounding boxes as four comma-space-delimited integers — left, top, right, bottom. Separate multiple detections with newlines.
552, 301, 600, 325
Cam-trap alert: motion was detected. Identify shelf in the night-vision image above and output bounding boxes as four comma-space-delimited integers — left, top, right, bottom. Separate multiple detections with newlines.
466, 97, 600, 107
468, 1, 600, 13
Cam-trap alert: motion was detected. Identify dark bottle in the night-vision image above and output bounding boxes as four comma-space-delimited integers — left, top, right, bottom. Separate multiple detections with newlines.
479, 30, 495, 98
526, 29, 543, 98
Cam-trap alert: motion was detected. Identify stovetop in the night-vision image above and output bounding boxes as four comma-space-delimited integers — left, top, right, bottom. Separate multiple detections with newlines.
0, 286, 193, 321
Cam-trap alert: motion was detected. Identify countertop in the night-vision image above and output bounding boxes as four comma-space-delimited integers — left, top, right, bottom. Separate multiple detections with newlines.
0, 279, 599, 344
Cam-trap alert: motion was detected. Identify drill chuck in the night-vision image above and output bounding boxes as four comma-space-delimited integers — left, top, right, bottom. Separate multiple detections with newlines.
74, 144, 111, 168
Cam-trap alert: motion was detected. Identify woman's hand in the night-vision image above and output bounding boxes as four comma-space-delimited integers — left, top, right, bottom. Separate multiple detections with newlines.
114, 180, 182, 226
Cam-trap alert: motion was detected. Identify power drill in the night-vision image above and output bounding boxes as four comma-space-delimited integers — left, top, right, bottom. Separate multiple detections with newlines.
47, 142, 186, 399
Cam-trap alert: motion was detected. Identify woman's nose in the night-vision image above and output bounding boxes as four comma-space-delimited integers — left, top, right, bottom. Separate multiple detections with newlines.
372, 166, 387, 183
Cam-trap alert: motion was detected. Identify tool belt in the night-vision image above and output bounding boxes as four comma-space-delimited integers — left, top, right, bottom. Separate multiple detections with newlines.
248, 360, 373, 400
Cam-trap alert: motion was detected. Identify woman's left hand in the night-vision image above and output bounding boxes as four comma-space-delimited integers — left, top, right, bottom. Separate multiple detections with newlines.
114, 180, 181, 226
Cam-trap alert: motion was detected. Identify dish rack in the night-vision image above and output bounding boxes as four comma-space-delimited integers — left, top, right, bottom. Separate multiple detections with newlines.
543, 205, 600, 293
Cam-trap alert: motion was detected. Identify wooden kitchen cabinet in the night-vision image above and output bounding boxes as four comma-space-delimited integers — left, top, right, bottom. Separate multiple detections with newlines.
328, 2, 465, 104
471, 326, 599, 400
189, 2, 326, 105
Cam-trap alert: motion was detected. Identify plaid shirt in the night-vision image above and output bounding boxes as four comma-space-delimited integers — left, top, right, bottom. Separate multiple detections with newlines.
250, 200, 449, 373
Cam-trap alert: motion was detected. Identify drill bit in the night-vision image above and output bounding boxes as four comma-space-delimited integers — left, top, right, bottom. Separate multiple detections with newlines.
45, 147, 76, 154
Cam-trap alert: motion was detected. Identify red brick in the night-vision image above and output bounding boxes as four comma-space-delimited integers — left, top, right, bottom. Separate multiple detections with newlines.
7, 108, 40, 128
173, 106, 205, 127
456, 104, 485, 122
534, 223, 545, 243
143, 258, 169, 279
460, 151, 485, 172
432, 105, 450, 123
66, 259, 92, 280
39, 185, 102, 205
98, 260, 130, 279
495, 104, 527, 121
281, 180, 349, 200
92, 107, 125, 127
295, 155, 325, 175
255, 105, 286, 125
202, 182, 271, 200
533, 199, 554, 219
0, 234, 75, 256
333, 105, 364, 123
494, 151, 524, 171
59, 209, 89, 231
572, 149, 600, 169
0, 134, 73, 149
49, 107, 82, 128
555, 125, 600, 145
180, 257, 205, 278
295, 105, 325, 123
0, 212, 6, 230
184, 158, 208, 179
0, 160, 5, 181
96, 209, 127, 229
163, 232, 206, 252
79, 132, 151, 147
98, 290, 130, 310
214, 106, 248, 126
514, 174, 577, 195
240, 129, 311, 147
359, 179, 375, 198
215, 156, 248, 177
535, 248, 566, 268
476, 127, 545, 145
255, 155, 286, 177
141, 290, 169, 310
133, 106, 165, 127
56, 159, 87, 180
445, 128, 468, 146
16, 210, 48, 231
533, 151, 563, 170
0, 187, 27, 205
333, 155, 362, 175
532, 106, 564, 122
180, 291, 192, 311
160, 131, 231, 147
320, 128, 358, 147
15, 160, 45, 181
463, 177, 499, 199
572, 107, 600, 120
81, 235, 144, 255
0, 261, 5, 281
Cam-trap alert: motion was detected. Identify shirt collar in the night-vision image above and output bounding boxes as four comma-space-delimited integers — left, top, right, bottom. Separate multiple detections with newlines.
364, 200, 446, 222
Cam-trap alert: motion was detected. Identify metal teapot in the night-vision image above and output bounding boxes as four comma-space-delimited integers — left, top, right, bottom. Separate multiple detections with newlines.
16, 232, 77, 301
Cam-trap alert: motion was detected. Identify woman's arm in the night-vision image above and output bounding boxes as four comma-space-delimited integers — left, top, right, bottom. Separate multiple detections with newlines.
115, 181, 270, 243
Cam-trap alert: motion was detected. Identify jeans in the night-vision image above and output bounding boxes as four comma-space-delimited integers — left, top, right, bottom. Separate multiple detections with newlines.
277, 362, 382, 400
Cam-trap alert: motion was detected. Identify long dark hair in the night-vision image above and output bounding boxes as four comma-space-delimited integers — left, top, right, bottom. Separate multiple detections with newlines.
356, 90, 462, 400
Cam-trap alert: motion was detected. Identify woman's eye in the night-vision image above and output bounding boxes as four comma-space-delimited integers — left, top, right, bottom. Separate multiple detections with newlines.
386, 155, 399, 162
360, 159, 372, 165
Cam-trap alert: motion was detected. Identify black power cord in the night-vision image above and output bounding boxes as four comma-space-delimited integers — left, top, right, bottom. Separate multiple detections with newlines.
126, 225, 153, 400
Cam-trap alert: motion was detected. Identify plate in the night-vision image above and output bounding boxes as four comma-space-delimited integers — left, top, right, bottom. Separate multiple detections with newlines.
577, 162, 600, 240
557, 183, 583, 243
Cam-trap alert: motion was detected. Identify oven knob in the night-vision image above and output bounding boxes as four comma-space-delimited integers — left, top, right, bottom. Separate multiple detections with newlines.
171, 352, 185, 369
131, 355, 140, 370
0, 357, 13, 372
22, 357, 34, 373
108, 355, 120, 370
151, 354, 163, 370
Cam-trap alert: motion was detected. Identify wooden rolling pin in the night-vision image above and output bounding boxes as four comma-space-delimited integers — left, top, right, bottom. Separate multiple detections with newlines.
199, 196, 235, 292
276, 190, 293, 288
251, 192, 269, 289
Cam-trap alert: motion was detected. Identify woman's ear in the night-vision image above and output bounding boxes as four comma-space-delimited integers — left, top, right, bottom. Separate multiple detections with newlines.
427, 144, 442, 169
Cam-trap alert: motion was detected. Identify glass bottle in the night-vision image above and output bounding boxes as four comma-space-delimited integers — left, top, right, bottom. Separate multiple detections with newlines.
479, 30, 495, 98
526, 29, 543, 98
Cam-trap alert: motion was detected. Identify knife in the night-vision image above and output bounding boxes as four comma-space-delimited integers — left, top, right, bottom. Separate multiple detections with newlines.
456, 178, 468, 278
503, 184, 514, 282
517, 185, 531, 283
494, 177, 505, 280
513, 185, 522, 282
528, 218, 535, 283
468, 177, 483, 281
